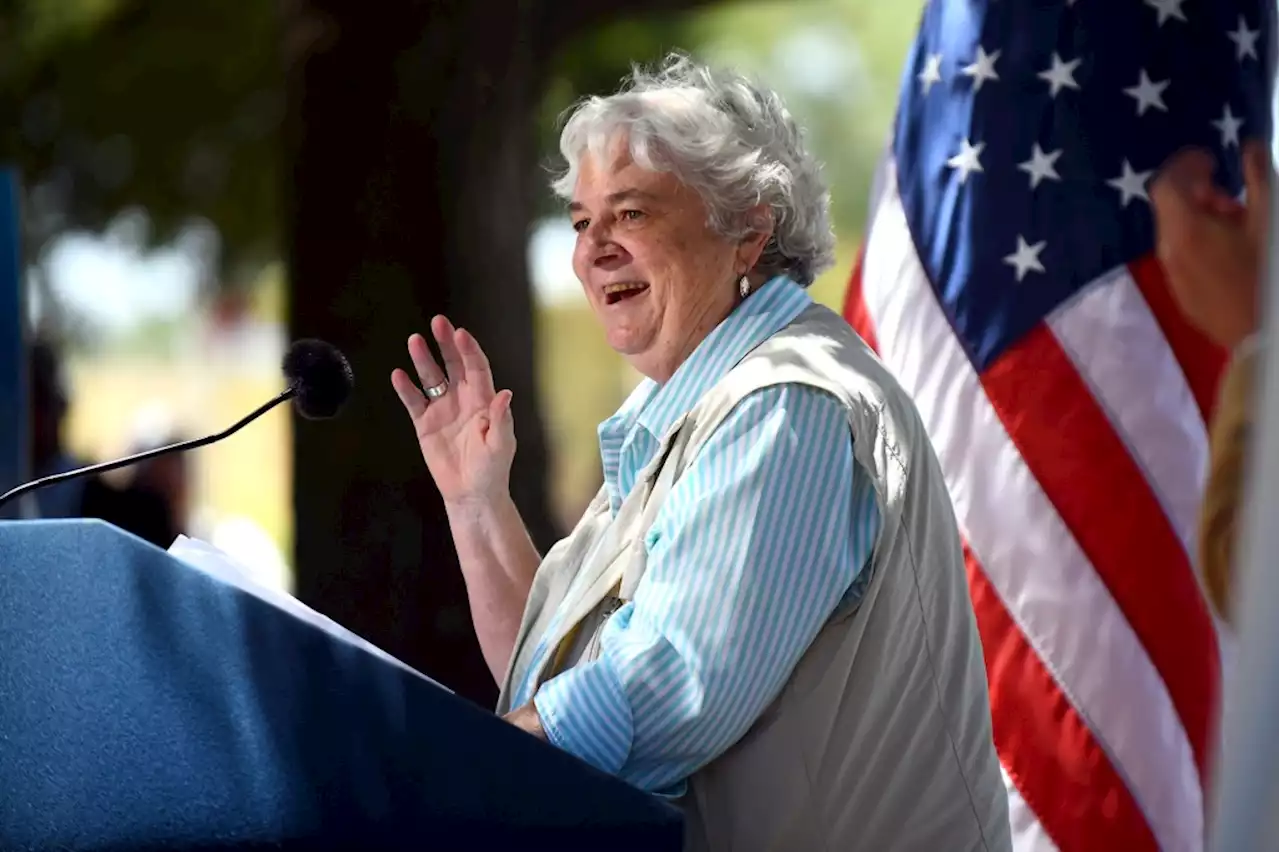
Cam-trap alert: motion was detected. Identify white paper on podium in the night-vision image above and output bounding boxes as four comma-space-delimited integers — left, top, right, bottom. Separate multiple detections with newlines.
168, 535, 452, 694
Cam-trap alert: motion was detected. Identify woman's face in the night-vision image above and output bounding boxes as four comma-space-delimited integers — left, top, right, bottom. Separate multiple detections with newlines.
570, 136, 764, 382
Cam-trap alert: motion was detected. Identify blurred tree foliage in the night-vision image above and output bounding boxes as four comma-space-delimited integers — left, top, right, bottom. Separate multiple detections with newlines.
0, 0, 283, 280
0, 0, 709, 279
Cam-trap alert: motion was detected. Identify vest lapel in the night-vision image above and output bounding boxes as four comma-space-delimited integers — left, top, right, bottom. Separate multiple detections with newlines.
524, 414, 690, 690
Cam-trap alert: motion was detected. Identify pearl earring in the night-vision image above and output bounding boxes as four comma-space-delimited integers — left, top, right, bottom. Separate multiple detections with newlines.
738, 275, 751, 299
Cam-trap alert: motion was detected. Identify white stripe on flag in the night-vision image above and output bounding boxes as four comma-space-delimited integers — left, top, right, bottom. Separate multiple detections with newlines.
1002, 766, 1061, 852
1047, 266, 1209, 557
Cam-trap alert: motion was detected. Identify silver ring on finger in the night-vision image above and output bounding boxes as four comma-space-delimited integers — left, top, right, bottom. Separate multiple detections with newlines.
425, 378, 450, 400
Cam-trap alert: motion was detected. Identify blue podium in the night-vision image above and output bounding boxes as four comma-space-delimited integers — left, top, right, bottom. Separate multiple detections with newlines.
0, 520, 682, 851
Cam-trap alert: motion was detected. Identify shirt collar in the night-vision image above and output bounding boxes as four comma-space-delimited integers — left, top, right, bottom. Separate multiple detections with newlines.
612, 274, 812, 443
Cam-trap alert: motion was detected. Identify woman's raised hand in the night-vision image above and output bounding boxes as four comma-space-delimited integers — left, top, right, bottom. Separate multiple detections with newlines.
391, 316, 515, 505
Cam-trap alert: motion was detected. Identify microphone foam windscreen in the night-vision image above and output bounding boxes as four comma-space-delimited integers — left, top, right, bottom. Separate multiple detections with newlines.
283, 339, 354, 420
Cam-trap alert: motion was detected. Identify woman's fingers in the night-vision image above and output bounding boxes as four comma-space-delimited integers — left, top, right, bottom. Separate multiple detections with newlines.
1242, 139, 1273, 200
390, 367, 428, 419
486, 389, 514, 451
433, 315, 467, 386
456, 328, 495, 398
408, 333, 446, 392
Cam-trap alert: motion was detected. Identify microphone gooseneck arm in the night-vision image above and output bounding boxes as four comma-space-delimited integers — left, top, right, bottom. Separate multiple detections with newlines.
0, 386, 299, 513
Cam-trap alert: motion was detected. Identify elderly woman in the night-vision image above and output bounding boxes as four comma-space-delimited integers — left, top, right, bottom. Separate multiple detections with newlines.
392, 54, 1010, 851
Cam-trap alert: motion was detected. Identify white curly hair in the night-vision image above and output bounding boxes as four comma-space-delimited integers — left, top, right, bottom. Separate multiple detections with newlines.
551, 52, 837, 286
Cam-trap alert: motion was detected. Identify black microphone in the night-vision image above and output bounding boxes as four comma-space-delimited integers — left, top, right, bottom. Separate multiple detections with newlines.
0, 339, 354, 513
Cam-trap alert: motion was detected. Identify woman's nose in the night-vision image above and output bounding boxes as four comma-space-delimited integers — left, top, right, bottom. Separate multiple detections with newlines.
582, 217, 611, 246
582, 222, 622, 263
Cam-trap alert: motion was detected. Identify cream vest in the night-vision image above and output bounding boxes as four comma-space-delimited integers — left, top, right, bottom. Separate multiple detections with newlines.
497, 304, 1011, 852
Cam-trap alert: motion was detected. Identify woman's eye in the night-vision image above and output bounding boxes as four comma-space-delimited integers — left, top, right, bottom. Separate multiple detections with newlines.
571, 219, 589, 233
621, 210, 644, 221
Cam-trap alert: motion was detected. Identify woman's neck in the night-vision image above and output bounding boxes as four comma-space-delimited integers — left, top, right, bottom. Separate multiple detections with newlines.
633, 288, 743, 385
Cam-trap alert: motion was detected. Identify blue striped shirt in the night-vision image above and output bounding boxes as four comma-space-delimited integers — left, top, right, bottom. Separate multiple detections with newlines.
525, 276, 882, 794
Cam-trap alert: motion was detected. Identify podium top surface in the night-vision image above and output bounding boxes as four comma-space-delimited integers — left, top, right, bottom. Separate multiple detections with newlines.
0, 520, 682, 851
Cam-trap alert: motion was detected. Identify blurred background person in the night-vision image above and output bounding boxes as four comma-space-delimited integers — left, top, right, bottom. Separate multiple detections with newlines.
1151, 138, 1274, 625
81, 425, 191, 550
26, 336, 93, 519
27, 337, 190, 546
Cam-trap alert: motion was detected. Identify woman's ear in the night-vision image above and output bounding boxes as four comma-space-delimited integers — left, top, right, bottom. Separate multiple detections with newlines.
737, 204, 774, 271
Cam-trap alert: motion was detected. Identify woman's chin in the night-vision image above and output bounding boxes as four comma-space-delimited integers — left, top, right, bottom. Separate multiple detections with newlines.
603, 325, 657, 359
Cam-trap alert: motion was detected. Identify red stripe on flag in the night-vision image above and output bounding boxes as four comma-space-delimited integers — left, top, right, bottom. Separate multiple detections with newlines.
842, 243, 880, 354
965, 543, 1158, 852
1128, 254, 1227, 424
982, 325, 1219, 781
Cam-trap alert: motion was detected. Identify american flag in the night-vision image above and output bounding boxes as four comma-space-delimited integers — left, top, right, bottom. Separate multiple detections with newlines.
843, 1, 1274, 850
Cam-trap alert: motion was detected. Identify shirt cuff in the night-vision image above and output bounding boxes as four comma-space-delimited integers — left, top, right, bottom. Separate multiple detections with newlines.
532, 658, 634, 777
